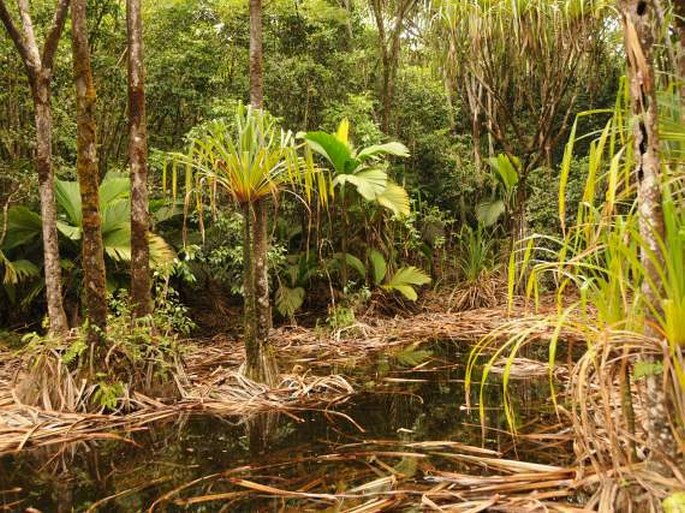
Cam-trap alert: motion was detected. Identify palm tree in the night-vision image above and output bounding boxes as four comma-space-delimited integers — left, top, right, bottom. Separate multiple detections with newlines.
182, 104, 322, 384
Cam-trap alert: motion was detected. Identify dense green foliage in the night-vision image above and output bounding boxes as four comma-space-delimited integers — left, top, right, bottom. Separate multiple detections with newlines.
0, 0, 629, 329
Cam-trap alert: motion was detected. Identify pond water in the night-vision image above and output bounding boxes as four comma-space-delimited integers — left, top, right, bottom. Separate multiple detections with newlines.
0, 341, 567, 512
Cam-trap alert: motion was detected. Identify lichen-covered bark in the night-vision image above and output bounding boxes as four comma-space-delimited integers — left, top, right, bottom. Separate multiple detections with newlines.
35, 80, 69, 334
249, 0, 263, 109
71, 0, 108, 348
244, 0, 278, 385
620, 0, 677, 470
126, 0, 151, 318
253, 199, 274, 347
0, 0, 70, 334
242, 203, 256, 350
243, 201, 278, 386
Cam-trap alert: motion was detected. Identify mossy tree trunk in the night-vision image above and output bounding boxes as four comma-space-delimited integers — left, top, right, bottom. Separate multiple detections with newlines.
620, 0, 678, 471
244, 0, 278, 386
71, 0, 108, 356
0, 0, 70, 334
242, 202, 277, 385
127, 0, 151, 319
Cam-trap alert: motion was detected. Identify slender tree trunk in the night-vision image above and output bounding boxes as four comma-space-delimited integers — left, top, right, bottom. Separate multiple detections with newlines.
72, 0, 108, 350
126, 0, 151, 318
249, 0, 263, 109
0, 0, 70, 334
34, 79, 69, 333
248, 199, 277, 385
245, 0, 277, 385
243, 202, 276, 384
620, 0, 677, 471
253, 199, 272, 342
510, 167, 528, 294
243, 203, 256, 357
380, 50, 392, 133
372, 0, 392, 133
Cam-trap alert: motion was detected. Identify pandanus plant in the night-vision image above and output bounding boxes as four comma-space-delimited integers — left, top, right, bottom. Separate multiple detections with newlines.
180, 104, 324, 384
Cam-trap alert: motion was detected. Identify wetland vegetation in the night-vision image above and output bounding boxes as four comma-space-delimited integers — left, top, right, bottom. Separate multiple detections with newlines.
0, 0, 683, 511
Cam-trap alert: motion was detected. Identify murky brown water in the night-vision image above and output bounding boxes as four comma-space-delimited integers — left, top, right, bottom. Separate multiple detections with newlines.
0, 341, 566, 512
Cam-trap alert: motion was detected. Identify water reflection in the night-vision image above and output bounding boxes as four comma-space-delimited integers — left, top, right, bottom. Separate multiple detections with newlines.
1, 341, 566, 511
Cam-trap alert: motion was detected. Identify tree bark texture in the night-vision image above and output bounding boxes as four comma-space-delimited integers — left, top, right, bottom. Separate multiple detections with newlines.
253, 199, 272, 343
0, 0, 70, 334
126, 0, 151, 318
242, 203, 256, 352
242, 202, 277, 385
249, 0, 263, 109
370, 0, 415, 134
245, 0, 277, 385
72, 0, 108, 344
620, 0, 678, 469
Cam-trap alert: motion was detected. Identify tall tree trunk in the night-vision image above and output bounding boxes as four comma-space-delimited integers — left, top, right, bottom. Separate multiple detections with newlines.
620, 0, 677, 471
253, 199, 272, 342
34, 78, 69, 333
371, 0, 392, 133
126, 0, 151, 318
246, 0, 277, 385
511, 169, 528, 293
0, 0, 70, 334
242, 202, 277, 385
371, 0, 414, 134
248, 199, 277, 385
72, 0, 108, 352
249, 0, 263, 109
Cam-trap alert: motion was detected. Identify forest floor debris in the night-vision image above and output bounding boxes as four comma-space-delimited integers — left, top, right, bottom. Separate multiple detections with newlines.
0, 298, 579, 455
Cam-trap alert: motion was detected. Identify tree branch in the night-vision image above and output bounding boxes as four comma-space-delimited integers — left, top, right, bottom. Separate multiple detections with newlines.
17, 0, 41, 67
0, 0, 33, 71
42, 0, 70, 68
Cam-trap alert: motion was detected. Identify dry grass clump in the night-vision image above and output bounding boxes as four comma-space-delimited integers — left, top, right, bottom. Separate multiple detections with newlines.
0, 361, 354, 455
466, 310, 685, 510
11, 329, 187, 414
569, 329, 685, 478
447, 272, 504, 312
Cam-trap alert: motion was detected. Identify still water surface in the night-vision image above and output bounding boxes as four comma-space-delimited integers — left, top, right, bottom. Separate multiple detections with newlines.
0, 341, 564, 511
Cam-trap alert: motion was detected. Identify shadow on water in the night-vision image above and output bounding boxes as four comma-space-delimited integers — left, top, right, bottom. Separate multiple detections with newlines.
0, 340, 569, 512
